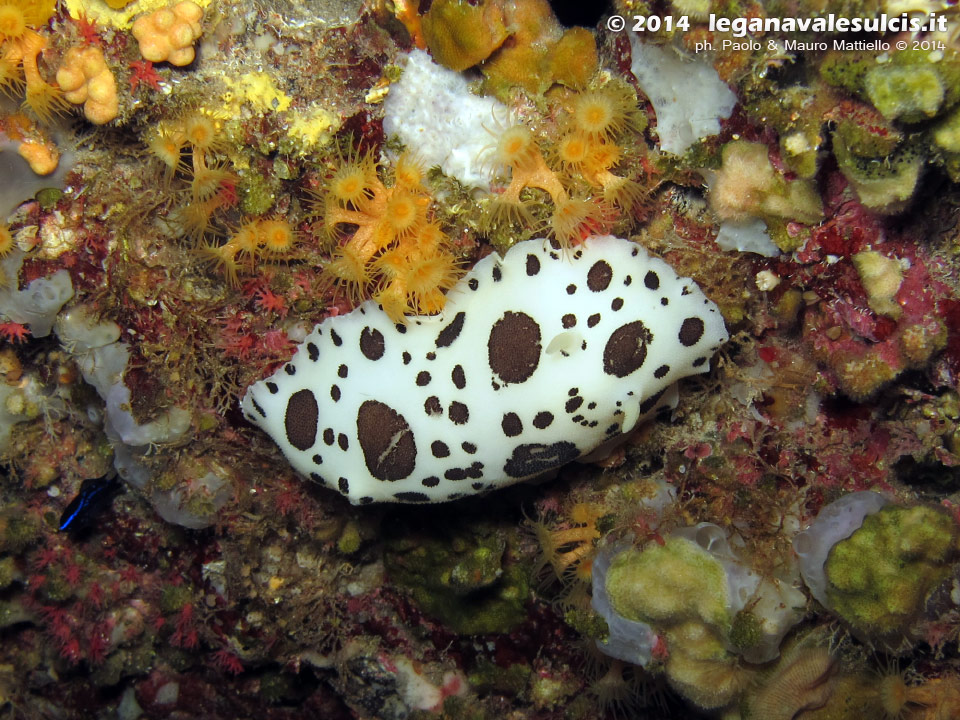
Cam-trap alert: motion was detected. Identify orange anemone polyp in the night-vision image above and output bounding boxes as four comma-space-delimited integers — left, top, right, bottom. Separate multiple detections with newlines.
393, 152, 425, 189
330, 165, 372, 206
496, 125, 536, 169
557, 133, 590, 167
0, 225, 15, 256
403, 252, 458, 297
257, 219, 297, 254
385, 192, 420, 235
181, 114, 222, 154
0, 6, 26, 40
572, 90, 631, 139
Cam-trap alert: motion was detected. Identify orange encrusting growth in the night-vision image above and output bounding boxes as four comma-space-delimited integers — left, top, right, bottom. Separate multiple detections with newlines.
313, 151, 462, 322
0, 0, 67, 125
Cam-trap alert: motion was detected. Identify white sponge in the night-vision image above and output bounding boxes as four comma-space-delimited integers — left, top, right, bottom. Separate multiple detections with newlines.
792, 491, 889, 607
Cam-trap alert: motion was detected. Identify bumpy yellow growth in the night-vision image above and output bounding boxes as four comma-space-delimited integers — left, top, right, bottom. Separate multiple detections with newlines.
17, 137, 59, 175
852, 250, 903, 319
607, 537, 730, 627
605, 537, 746, 709
709, 141, 823, 225
132, 1, 203, 66
825, 504, 960, 637
421, 0, 507, 72
57, 46, 119, 124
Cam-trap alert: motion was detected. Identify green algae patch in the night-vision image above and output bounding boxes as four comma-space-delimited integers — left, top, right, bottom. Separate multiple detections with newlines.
468, 659, 531, 696
605, 537, 730, 630
822, 48, 960, 125
825, 504, 960, 637
833, 137, 924, 213
933, 104, 960, 153
865, 65, 944, 122
384, 521, 529, 635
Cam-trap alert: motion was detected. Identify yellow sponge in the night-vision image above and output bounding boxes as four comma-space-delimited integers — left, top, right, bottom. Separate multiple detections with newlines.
131, 1, 203, 66
56, 46, 118, 125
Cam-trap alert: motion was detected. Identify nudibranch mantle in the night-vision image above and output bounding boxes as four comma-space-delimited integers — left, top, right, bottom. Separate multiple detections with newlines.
241, 235, 728, 504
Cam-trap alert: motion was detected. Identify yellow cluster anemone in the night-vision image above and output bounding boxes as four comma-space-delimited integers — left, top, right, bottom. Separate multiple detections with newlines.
314, 151, 462, 321
197, 217, 299, 288
557, 87, 647, 212
144, 111, 238, 239
486, 121, 603, 248
0, 0, 67, 124
485, 84, 647, 247
528, 502, 603, 587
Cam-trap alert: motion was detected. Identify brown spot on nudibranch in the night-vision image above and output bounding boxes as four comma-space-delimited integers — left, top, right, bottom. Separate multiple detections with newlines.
533, 411, 553, 429
638, 388, 667, 415
394, 491, 430, 502
526, 254, 541, 276
603, 321, 653, 378
285, 389, 319, 451
436, 312, 466, 348
448, 401, 469, 425
503, 441, 580, 478
488, 311, 541, 384
360, 327, 385, 360
587, 260, 613, 291
501, 412, 523, 437
679, 317, 705, 346
424, 396, 442, 416
356, 400, 416, 481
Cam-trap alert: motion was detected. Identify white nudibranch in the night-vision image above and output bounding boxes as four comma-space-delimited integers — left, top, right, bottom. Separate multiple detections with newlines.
241, 235, 728, 504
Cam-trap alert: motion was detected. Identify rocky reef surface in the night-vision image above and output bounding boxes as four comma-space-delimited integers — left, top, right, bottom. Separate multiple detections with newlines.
2, 0, 960, 718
